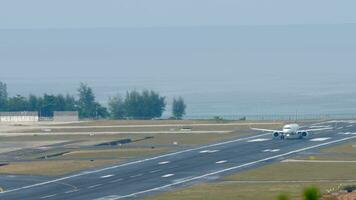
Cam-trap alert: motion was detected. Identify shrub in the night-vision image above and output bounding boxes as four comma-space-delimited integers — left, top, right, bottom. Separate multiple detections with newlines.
303, 187, 321, 200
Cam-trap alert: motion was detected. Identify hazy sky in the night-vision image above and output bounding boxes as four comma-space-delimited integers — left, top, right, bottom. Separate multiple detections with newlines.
1, 1, 356, 116
1, 0, 356, 29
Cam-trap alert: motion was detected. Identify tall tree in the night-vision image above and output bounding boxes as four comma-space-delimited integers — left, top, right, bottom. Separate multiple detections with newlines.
41, 94, 56, 117
172, 97, 186, 119
145, 90, 166, 119
77, 83, 107, 119
124, 90, 166, 119
124, 90, 143, 119
6, 95, 28, 111
64, 94, 77, 111
108, 95, 125, 119
28, 94, 41, 111
0, 81, 8, 111
77, 83, 95, 118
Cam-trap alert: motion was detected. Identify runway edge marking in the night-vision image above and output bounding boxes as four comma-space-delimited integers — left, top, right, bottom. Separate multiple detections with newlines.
0, 133, 270, 194
107, 135, 356, 200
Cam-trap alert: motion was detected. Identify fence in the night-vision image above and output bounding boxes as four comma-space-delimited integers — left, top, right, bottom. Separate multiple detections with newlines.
0, 111, 39, 122
53, 111, 79, 122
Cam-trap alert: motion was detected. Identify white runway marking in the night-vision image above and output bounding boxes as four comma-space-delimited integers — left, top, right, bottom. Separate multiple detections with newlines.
162, 174, 175, 178
64, 190, 78, 194
93, 195, 122, 200
101, 174, 114, 178
110, 178, 123, 183
216, 160, 227, 164
310, 137, 331, 142
341, 132, 356, 135
346, 125, 353, 128
149, 169, 162, 174
40, 194, 57, 199
199, 150, 219, 153
130, 174, 143, 178
106, 135, 356, 200
248, 138, 270, 142
88, 184, 102, 189
263, 149, 280, 152
158, 161, 170, 165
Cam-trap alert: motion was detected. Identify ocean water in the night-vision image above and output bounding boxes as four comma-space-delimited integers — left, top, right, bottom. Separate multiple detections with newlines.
2, 75, 356, 119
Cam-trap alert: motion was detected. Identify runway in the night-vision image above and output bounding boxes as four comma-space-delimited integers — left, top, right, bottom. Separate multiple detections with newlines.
0, 121, 355, 200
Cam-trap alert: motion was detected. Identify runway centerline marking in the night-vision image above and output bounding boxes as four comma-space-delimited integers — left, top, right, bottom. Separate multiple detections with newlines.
158, 161, 170, 165
93, 195, 122, 200
101, 175, 114, 178
109, 178, 123, 183
162, 174, 175, 178
247, 138, 270, 142
106, 135, 356, 200
199, 150, 219, 154
88, 184, 102, 189
40, 194, 57, 199
263, 149, 280, 152
310, 137, 331, 142
130, 174, 143, 178
64, 190, 78, 194
216, 160, 227, 164
149, 169, 162, 174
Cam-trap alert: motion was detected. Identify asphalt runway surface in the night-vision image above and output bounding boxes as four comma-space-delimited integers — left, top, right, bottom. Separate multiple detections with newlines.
0, 120, 355, 200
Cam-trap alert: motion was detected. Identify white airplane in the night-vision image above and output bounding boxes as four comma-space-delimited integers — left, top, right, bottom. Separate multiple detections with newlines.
251, 123, 332, 139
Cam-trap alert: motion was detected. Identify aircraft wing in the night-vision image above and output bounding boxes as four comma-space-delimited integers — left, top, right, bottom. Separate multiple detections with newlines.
301, 127, 333, 132
250, 127, 280, 132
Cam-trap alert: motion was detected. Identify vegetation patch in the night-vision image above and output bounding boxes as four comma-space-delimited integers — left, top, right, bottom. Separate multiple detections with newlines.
0, 160, 119, 176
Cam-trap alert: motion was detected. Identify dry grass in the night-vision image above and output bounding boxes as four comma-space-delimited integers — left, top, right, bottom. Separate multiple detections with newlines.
225, 162, 356, 181
321, 142, 356, 154
145, 182, 344, 200
62, 147, 169, 159
0, 160, 119, 176
147, 141, 356, 200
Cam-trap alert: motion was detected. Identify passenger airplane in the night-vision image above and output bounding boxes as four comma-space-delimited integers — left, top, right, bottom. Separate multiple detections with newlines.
251, 123, 332, 139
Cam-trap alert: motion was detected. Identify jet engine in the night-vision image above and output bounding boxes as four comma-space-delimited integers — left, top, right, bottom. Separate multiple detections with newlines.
273, 132, 281, 139
298, 131, 310, 139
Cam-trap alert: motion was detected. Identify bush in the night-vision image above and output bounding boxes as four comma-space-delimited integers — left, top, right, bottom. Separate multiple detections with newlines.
303, 187, 321, 200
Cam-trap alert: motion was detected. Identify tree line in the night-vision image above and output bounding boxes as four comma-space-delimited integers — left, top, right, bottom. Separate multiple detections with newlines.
0, 81, 186, 119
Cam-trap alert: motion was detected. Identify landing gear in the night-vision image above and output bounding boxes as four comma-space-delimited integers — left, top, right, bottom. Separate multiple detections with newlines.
280, 134, 285, 140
